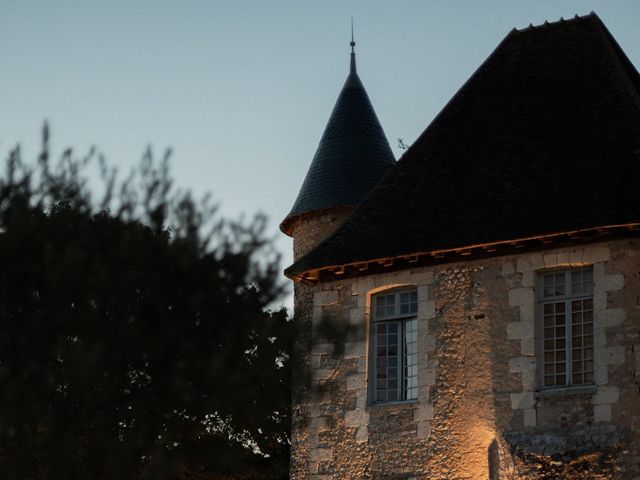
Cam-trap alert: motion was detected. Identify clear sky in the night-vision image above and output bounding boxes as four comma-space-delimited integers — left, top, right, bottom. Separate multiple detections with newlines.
2, 1, 640, 309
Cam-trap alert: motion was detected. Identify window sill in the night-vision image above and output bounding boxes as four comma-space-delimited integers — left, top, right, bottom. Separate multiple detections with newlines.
535, 385, 597, 398
367, 399, 419, 411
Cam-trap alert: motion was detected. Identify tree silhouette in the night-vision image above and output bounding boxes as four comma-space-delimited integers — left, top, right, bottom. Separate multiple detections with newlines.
0, 125, 290, 479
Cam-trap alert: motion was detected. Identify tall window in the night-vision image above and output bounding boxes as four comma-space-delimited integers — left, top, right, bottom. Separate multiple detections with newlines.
372, 289, 418, 403
539, 267, 594, 388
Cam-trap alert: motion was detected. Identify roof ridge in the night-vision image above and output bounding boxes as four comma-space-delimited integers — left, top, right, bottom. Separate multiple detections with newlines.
513, 11, 596, 33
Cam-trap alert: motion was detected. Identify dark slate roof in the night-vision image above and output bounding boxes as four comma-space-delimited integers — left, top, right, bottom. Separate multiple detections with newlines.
287, 12, 640, 277
280, 48, 396, 235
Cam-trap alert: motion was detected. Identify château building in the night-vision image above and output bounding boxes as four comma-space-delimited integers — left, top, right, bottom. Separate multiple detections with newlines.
281, 12, 640, 479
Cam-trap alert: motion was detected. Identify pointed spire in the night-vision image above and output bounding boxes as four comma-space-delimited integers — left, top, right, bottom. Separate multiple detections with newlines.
350, 17, 357, 74
281, 27, 396, 236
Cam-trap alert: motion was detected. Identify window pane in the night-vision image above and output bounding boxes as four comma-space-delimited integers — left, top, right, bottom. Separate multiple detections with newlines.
375, 320, 400, 402
583, 281, 593, 295
404, 318, 418, 402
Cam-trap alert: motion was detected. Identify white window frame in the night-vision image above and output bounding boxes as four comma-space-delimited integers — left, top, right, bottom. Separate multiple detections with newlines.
538, 267, 594, 389
371, 289, 418, 403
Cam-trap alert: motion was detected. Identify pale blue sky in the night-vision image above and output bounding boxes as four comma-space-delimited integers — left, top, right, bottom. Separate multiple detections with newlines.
2, 1, 640, 307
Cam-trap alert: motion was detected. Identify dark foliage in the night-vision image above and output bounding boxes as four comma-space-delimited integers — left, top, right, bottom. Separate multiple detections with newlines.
0, 125, 291, 479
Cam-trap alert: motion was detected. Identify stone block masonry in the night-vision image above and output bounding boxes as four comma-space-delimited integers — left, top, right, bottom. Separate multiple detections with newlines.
290, 239, 640, 479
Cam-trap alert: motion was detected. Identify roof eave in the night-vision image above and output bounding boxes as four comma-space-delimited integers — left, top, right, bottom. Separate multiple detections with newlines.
285, 223, 640, 284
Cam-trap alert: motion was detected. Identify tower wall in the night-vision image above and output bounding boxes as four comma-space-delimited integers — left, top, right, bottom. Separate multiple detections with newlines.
290, 208, 353, 262
288, 208, 353, 480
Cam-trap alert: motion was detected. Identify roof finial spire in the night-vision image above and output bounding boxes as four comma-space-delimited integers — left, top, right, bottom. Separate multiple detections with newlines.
350, 17, 357, 74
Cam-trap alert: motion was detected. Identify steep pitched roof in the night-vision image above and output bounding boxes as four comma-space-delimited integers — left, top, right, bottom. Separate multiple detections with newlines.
287, 12, 640, 278
280, 44, 396, 235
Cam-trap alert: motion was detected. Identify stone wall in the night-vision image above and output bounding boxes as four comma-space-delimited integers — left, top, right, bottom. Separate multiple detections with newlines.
289, 208, 354, 479
289, 239, 640, 479
290, 208, 353, 262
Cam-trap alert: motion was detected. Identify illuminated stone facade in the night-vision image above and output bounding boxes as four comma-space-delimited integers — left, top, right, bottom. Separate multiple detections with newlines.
289, 240, 640, 479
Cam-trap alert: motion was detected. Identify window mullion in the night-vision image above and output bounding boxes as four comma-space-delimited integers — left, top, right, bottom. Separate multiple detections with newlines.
398, 320, 404, 401
373, 322, 379, 401
566, 298, 572, 386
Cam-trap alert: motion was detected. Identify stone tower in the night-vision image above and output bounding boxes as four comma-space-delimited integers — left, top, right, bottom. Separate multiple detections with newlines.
280, 37, 395, 479
280, 37, 395, 262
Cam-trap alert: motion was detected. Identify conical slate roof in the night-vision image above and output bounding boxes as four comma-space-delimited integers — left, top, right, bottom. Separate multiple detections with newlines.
280, 44, 395, 235
287, 12, 640, 278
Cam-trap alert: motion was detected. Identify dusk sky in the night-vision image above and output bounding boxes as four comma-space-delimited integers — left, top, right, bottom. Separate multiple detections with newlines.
3, 1, 640, 308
